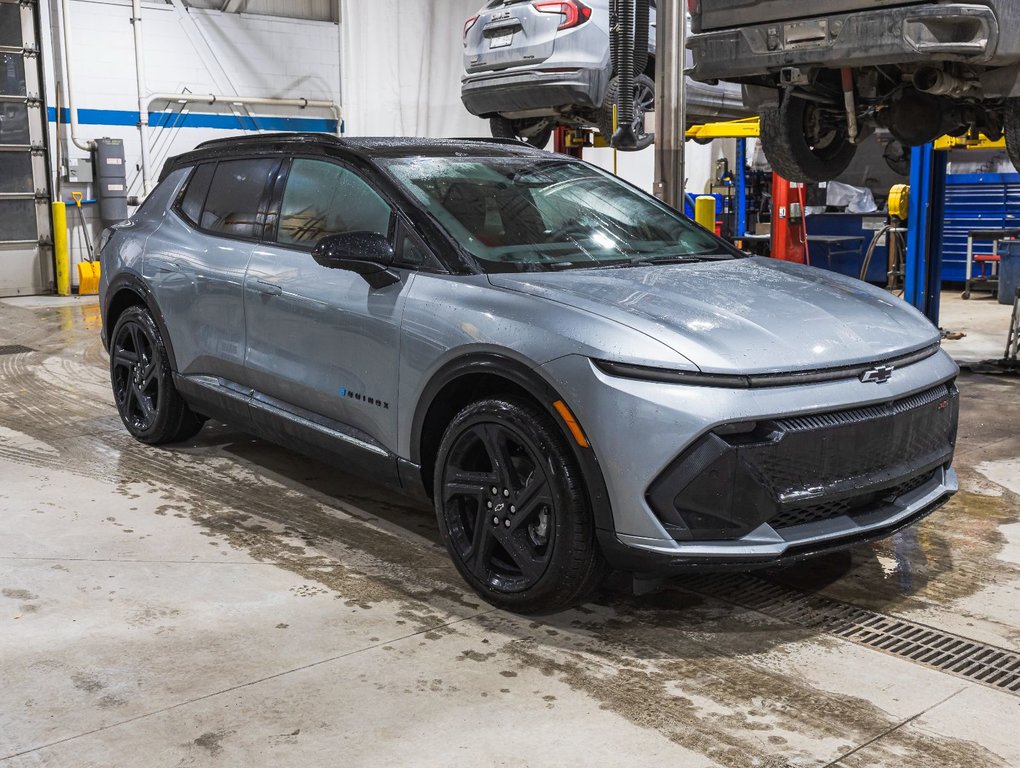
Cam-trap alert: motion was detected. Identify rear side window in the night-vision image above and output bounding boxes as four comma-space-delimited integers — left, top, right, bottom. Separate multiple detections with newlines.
276, 159, 393, 247
178, 163, 215, 226
200, 158, 277, 239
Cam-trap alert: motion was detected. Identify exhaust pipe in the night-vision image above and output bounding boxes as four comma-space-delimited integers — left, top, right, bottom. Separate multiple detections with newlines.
915, 67, 981, 98
611, 0, 637, 149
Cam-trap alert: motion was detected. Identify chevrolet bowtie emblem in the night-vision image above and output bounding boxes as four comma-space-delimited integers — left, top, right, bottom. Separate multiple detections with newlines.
860, 365, 895, 384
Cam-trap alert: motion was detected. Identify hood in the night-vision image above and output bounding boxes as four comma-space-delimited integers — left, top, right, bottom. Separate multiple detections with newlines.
487, 257, 939, 374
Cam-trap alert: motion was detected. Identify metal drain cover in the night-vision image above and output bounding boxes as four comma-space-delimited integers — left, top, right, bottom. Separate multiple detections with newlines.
684, 574, 1020, 696
0, 344, 34, 356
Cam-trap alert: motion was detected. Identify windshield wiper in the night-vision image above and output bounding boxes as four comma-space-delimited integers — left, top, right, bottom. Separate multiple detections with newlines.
631, 254, 731, 266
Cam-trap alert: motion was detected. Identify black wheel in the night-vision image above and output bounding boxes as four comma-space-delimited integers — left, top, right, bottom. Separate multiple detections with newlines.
433, 396, 604, 614
760, 92, 857, 182
598, 73, 656, 151
1005, 99, 1020, 175
489, 116, 554, 149
109, 306, 205, 445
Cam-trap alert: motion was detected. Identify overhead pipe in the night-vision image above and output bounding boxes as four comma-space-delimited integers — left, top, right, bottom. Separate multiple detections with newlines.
58, 0, 93, 151
131, 0, 154, 195
146, 93, 343, 135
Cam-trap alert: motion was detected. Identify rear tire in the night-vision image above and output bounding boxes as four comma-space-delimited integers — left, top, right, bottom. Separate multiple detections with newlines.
760, 92, 857, 182
433, 396, 605, 614
109, 306, 205, 445
1005, 99, 1020, 175
489, 116, 553, 149
598, 73, 656, 151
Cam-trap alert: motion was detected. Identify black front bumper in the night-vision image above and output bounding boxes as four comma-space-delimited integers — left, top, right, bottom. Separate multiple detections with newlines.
648, 381, 959, 543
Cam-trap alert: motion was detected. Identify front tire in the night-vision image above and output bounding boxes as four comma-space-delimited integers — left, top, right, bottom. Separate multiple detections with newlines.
1006, 99, 1020, 175
760, 93, 857, 182
109, 306, 205, 445
433, 396, 604, 614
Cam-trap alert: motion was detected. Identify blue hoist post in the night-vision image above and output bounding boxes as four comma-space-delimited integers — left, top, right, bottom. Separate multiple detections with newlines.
904, 143, 949, 326
736, 138, 748, 239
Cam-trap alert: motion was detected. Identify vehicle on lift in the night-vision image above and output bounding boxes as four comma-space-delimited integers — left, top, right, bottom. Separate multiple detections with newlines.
688, 0, 1020, 181
100, 134, 959, 613
461, 0, 748, 149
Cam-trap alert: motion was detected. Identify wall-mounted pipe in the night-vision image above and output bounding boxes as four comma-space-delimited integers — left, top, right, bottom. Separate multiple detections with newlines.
59, 0, 94, 151
131, 0, 153, 196
146, 93, 343, 135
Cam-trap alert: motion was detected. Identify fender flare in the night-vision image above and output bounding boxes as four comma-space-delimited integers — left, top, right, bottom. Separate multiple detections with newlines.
103, 272, 179, 373
410, 352, 615, 535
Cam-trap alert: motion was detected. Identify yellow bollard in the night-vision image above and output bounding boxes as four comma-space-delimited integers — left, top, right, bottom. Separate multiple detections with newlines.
52, 201, 71, 297
695, 195, 717, 232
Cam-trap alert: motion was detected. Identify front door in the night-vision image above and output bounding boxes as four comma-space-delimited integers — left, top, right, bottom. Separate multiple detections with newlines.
0, 0, 51, 295
243, 157, 411, 453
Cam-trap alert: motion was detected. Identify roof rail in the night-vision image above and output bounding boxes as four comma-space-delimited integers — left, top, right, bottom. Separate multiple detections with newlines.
194, 132, 347, 150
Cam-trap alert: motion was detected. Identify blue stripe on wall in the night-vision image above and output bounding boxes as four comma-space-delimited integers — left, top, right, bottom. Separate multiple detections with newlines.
46, 106, 340, 133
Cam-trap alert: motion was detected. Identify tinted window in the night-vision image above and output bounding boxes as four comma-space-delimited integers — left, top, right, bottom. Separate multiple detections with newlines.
178, 163, 215, 226
382, 156, 737, 273
277, 159, 392, 247
200, 158, 277, 239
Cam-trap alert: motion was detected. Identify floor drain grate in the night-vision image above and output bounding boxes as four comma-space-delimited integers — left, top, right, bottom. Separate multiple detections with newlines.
0, 344, 34, 356
683, 574, 1020, 696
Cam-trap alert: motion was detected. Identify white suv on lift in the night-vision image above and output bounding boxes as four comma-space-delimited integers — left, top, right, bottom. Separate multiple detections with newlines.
461, 0, 748, 149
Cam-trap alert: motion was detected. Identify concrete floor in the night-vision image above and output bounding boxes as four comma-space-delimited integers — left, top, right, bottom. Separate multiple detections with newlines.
0, 292, 1018, 768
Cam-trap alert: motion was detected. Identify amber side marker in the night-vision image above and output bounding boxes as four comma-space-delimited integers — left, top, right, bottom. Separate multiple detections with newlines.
552, 400, 590, 448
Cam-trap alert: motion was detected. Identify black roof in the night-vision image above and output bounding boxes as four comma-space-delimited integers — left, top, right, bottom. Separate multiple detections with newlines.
161, 132, 550, 181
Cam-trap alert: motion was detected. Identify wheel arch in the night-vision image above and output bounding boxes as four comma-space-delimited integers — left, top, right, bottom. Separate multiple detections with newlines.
104, 274, 179, 373
410, 353, 614, 534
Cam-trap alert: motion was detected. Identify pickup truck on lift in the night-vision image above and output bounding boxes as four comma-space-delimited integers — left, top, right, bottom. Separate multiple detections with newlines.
687, 0, 1020, 182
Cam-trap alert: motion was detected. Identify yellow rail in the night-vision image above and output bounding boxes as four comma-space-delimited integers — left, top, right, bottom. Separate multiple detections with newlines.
685, 119, 1005, 151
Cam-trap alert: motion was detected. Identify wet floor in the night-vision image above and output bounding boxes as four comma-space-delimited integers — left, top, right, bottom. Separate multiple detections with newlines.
0, 295, 1018, 767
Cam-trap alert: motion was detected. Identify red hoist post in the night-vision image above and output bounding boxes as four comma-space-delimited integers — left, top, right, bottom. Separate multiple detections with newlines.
553, 126, 586, 158
771, 175, 810, 264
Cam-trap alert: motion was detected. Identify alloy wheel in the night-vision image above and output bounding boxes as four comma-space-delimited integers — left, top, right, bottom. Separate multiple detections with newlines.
111, 320, 161, 432
441, 422, 555, 593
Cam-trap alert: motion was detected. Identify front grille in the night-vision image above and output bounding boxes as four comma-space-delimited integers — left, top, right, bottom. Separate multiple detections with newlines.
647, 382, 959, 541
770, 469, 938, 530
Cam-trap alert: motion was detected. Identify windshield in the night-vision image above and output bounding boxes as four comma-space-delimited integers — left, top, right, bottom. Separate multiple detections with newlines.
381, 155, 740, 273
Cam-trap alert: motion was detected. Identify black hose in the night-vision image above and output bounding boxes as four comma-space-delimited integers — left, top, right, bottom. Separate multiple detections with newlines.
633, 0, 649, 77
612, 0, 637, 149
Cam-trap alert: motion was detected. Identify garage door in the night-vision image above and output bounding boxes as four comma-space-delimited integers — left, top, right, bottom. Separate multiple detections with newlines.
0, 0, 51, 296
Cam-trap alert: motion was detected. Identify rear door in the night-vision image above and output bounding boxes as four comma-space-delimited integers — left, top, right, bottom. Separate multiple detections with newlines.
695, 1, 925, 32
464, 0, 568, 73
144, 157, 278, 387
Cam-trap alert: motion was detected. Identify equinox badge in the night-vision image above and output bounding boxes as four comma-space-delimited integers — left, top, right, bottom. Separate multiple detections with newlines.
860, 365, 895, 384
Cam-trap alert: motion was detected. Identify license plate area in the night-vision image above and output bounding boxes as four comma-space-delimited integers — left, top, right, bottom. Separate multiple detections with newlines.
784, 19, 829, 49
484, 19, 521, 49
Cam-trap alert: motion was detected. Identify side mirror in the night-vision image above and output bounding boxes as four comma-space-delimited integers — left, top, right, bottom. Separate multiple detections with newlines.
312, 231, 400, 288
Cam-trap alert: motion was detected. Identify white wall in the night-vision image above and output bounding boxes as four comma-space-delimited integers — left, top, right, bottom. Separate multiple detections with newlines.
40, 0, 342, 277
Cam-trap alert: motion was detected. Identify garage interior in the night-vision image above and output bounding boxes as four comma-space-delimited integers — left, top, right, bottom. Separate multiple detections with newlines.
1, 1, 1019, 766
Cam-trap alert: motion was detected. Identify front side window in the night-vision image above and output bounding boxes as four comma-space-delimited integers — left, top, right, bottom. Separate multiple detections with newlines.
277, 159, 393, 247
381, 155, 739, 273
200, 158, 277, 239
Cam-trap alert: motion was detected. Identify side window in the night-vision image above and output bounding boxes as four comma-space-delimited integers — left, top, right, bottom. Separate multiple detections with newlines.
200, 158, 277, 239
277, 159, 392, 247
396, 224, 443, 271
178, 163, 215, 226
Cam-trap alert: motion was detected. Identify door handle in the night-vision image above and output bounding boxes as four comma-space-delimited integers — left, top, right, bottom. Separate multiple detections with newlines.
254, 279, 282, 297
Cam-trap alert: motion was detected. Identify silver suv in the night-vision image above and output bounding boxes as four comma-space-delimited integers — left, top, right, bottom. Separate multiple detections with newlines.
689, 0, 1020, 181
462, 0, 747, 148
100, 134, 959, 613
